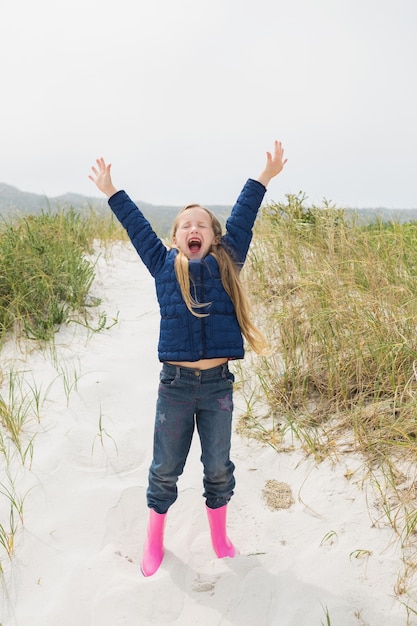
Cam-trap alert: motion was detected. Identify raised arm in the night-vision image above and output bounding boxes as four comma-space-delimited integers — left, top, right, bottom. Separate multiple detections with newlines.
256, 140, 287, 188
88, 157, 168, 277
222, 140, 287, 265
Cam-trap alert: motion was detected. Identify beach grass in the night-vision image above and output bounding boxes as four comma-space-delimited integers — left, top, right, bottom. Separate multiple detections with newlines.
0, 206, 125, 576
0, 207, 126, 345
238, 192, 417, 609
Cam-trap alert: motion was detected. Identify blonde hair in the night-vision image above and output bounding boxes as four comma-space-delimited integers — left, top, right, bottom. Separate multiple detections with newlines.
171, 204, 268, 355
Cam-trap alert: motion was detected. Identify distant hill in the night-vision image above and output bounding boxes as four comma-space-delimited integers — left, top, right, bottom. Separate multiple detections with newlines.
0, 182, 232, 237
1, 182, 417, 237
349, 206, 417, 224
0, 182, 106, 215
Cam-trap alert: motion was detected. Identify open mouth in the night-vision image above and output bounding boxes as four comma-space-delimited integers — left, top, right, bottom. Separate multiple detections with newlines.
188, 238, 202, 254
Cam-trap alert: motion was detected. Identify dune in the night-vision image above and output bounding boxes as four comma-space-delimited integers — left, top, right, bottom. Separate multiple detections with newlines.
0, 242, 408, 625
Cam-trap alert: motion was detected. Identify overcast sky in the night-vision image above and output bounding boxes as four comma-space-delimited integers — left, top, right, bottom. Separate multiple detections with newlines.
1, 0, 416, 208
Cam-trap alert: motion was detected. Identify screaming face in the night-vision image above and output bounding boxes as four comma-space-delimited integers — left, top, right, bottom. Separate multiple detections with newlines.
173, 206, 218, 259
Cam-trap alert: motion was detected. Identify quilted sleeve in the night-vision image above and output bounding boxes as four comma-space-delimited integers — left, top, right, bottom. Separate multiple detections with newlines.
221, 178, 266, 267
108, 191, 167, 277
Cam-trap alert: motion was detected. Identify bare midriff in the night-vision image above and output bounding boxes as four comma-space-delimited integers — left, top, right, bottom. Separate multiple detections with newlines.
166, 357, 228, 370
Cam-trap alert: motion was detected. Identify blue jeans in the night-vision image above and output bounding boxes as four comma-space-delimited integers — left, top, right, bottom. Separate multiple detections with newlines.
147, 362, 236, 514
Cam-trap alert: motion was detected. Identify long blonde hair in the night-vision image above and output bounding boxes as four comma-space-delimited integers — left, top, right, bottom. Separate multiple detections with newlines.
171, 204, 268, 355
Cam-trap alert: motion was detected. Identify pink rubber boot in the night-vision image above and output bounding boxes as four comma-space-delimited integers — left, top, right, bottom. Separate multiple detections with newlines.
206, 504, 236, 558
141, 509, 167, 577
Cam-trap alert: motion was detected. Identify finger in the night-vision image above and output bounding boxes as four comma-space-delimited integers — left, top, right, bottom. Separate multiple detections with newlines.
274, 140, 283, 156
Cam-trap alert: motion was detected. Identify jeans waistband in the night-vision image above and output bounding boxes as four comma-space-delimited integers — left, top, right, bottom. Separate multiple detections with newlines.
161, 361, 230, 380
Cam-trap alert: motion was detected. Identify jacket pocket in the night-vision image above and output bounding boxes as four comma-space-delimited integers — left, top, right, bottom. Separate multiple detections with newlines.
206, 313, 242, 349
159, 315, 188, 351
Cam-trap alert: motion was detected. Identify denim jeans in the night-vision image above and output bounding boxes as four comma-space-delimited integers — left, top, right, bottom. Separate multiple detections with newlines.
146, 362, 236, 514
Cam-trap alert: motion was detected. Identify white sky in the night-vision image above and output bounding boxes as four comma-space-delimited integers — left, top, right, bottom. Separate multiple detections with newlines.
1, 0, 416, 208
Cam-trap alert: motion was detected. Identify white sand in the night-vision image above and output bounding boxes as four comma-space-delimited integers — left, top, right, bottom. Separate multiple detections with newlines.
0, 242, 411, 625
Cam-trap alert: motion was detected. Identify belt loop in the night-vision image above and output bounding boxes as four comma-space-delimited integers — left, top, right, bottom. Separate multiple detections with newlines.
175, 366, 181, 381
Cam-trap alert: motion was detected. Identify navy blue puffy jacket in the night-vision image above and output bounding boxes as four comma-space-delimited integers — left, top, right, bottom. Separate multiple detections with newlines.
108, 178, 266, 362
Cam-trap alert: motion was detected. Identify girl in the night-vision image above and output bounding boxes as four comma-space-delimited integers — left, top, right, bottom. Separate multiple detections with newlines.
89, 141, 287, 576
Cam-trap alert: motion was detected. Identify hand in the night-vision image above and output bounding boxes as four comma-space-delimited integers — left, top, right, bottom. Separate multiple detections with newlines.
88, 157, 118, 198
256, 140, 287, 188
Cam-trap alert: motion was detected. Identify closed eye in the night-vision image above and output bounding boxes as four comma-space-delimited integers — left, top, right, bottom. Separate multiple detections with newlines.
180, 222, 208, 229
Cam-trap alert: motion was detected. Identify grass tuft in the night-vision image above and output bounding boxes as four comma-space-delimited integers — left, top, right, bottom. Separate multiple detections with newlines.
0, 207, 125, 343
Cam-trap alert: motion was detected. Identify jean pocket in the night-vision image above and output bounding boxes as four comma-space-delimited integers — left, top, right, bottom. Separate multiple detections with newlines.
224, 370, 235, 386
159, 369, 178, 386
